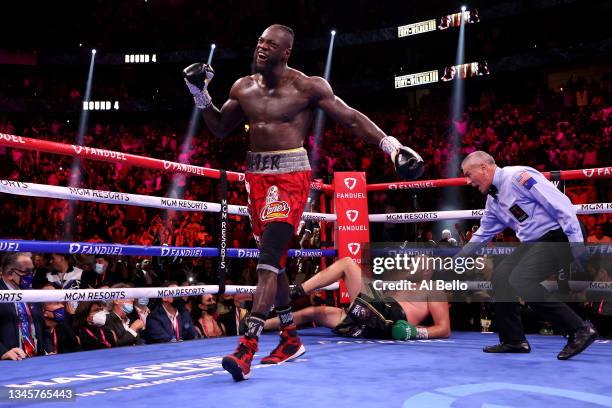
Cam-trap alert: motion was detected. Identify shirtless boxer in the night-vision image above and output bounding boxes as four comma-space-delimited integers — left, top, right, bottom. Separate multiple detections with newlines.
264, 257, 451, 340
184, 24, 424, 381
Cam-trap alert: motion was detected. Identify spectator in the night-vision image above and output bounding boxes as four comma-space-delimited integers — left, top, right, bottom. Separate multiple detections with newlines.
105, 284, 144, 346
82, 255, 113, 288
32, 253, 51, 289
587, 224, 612, 243
438, 229, 458, 247
47, 253, 83, 289
217, 294, 249, 336
73, 302, 116, 351
133, 258, 162, 287
41, 284, 79, 354
133, 297, 151, 329
108, 219, 127, 243
466, 225, 479, 242
145, 282, 197, 343
192, 294, 224, 338
0, 252, 47, 360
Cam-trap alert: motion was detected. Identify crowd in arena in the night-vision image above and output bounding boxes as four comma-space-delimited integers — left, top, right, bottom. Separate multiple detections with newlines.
1, 74, 610, 246
0, 73, 611, 359
0, 251, 254, 359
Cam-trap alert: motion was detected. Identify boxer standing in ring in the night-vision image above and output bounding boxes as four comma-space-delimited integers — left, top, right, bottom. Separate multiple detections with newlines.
184, 24, 424, 381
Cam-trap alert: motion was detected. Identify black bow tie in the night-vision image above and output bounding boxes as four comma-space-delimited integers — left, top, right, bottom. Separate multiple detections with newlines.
488, 185, 498, 199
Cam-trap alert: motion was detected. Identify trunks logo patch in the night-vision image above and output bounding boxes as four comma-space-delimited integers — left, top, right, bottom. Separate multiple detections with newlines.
260, 185, 290, 221
516, 171, 537, 190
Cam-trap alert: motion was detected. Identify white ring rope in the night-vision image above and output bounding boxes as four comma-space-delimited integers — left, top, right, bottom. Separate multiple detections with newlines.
3, 180, 609, 225
464, 280, 612, 293
0, 283, 341, 303
0, 180, 336, 222
369, 203, 612, 223
3, 280, 609, 304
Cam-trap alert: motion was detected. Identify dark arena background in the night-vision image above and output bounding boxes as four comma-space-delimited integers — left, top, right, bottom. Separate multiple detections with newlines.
0, 1, 611, 407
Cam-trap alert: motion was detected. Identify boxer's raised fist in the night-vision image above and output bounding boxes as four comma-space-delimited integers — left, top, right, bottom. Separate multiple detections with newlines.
183, 63, 214, 109
183, 63, 214, 89
393, 146, 424, 180
379, 135, 424, 180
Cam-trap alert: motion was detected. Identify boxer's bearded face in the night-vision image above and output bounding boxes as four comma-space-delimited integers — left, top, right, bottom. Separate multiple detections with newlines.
252, 43, 283, 74
252, 28, 290, 75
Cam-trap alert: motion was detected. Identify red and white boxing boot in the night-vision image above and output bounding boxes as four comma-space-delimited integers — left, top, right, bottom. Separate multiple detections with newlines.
260, 324, 306, 364
222, 336, 259, 381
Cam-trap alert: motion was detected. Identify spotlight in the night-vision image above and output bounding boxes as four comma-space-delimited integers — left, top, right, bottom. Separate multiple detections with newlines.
331, 30, 336, 36
211, 43, 216, 49
79, 43, 83, 47
91, 49, 97, 54
461, 5, 467, 11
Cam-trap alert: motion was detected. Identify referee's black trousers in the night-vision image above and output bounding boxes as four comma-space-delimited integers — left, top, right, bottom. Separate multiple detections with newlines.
491, 228, 584, 343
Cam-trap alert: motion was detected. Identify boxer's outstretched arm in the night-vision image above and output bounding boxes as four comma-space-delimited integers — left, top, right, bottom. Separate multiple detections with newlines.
310, 77, 387, 145
310, 76, 424, 179
424, 300, 451, 339
201, 79, 246, 138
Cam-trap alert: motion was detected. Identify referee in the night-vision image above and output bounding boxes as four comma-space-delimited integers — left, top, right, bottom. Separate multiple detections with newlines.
461, 151, 597, 360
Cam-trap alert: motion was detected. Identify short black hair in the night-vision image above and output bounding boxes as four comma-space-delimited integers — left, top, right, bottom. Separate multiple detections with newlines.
269, 24, 294, 48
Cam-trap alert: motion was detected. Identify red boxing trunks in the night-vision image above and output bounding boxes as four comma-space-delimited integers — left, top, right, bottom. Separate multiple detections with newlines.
245, 148, 311, 242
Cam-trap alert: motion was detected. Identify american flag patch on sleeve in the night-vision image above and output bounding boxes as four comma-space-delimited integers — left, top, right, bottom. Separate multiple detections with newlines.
516, 171, 537, 190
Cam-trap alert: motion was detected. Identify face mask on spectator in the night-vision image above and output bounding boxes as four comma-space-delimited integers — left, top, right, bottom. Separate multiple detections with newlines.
92, 311, 107, 326
172, 298, 186, 310
137, 298, 149, 306
206, 304, 218, 314
52, 307, 66, 322
121, 302, 134, 314
94, 263, 105, 275
19, 274, 34, 290
12, 268, 33, 290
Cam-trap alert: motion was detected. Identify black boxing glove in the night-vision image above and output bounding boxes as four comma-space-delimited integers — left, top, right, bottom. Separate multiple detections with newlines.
289, 283, 306, 300
394, 146, 424, 180
183, 63, 215, 109
379, 136, 424, 180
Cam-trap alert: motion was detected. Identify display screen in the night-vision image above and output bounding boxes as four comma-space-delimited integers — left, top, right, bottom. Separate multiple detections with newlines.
394, 70, 439, 89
